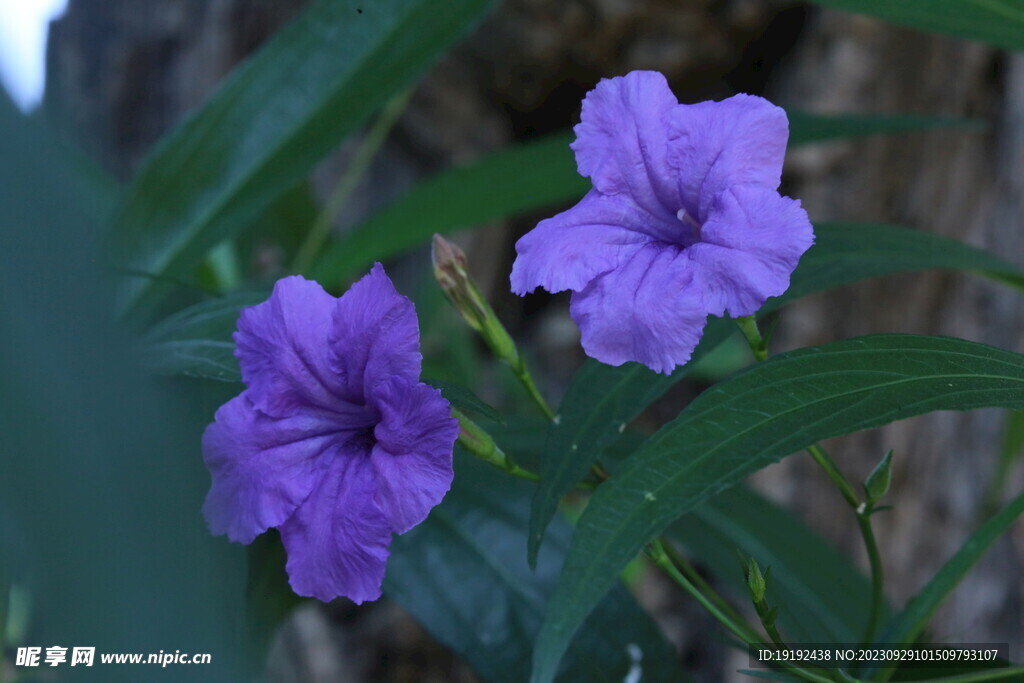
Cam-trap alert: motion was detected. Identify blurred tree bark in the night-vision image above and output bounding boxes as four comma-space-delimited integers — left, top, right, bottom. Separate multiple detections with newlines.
47, 0, 1023, 678
765, 11, 1024, 649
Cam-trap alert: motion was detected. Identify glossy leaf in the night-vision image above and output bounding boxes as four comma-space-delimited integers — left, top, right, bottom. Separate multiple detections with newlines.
532, 335, 1024, 683
806, 0, 1024, 51
526, 317, 736, 566
527, 222, 1024, 564
310, 113, 980, 283
110, 0, 497, 320
385, 455, 682, 683
672, 485, 881, 644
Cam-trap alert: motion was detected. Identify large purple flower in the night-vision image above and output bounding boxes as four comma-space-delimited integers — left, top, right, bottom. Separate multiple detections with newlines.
202, 264, 458, 603
511, 71, 814, 373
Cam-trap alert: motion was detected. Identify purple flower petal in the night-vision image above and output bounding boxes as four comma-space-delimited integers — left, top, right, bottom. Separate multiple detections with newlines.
369, 376, 458, 534
279, 453, 392, 604
667, 94, 789, 220
329, 263, 421, 401
569, 243, 707, 374
686, 185, 814, 317
201, 392, 346, 544
510, 190, 664, 295
234, 276, 343, 417
572, 71, 681, 214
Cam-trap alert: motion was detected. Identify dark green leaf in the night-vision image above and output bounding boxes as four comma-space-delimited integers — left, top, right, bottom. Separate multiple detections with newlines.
110, 0, 497, 320
0, 92, 246, 680
787, 112, 983, 146
805, 0, 1024, 51
532, 335, 1024, 683
427, 378, 504, 423
140, 291, 267, 381
309, 133, 588, 286
778, 222, 1024, 306
386, 454, 682, 683
527, 221, 1024, 565
311, 113, 979, 284
672, 485, 881, 644
527, 317, 735, 566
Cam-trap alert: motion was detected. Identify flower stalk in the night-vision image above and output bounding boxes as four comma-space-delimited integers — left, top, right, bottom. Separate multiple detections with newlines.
433, 234, 554, 420
739, 317, 887, 645
453, 408, 539, 482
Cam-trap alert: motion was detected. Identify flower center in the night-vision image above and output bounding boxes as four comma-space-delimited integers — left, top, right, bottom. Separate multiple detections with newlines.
676, 208, 703, 242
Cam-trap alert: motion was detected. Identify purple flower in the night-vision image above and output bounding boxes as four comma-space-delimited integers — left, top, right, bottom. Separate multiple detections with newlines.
202, 264, 458, 603
510, 71, 814, 373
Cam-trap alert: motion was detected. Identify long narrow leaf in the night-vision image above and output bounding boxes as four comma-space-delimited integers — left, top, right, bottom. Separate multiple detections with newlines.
385, 455, 682, 683
531, 335, 1024, 683
806, 0, 1024, 51
672, 485, 881, 644
111, 0, 497, 320
309, 133, 588, 286
527, 222, 1024, 564
781, 222, 1024, 303
880, 489, 1024, 646
311, 113, 981, 284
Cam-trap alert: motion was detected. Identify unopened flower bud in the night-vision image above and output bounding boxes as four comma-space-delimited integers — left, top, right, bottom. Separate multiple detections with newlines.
745, 557, 767, 603
864, 449, 894, 505
431, 234, 522, 371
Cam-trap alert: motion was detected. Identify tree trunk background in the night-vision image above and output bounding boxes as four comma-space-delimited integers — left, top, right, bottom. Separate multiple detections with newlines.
46, 1, 1024, 680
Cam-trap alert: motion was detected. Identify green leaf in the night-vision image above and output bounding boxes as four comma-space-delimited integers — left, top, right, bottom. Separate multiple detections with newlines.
139, 290, 267, 381
526, 317, 736, 566
310, 113, 979, 284
779, 222, 1024, 306
0, 92, 247, 679
672, 485, 881, 644
787, 112, 984, 146
526, 221, 1024, 566
805, 0, 1024, 51
532, 335, 1024, 683
110, 0, 497, 321
427, 378, 504, 423
879, 489, 1024, 647
309, 133, 589, 285
385, 454, 682, 683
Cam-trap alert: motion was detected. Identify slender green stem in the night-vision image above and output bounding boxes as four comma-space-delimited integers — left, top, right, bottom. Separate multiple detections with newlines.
807, 444, 885, 643
648, 541, 838, 683
737, 316, 769, 362
806, 445, 860, 508
512, 357, 556, 421
291, 88, 413, 274
453, 409, 595, 488
738, 319, 886, 646
662, 542, 751, 631
647, 540, 760, 644
854, 511, 884, 644
758, 612, 786, 649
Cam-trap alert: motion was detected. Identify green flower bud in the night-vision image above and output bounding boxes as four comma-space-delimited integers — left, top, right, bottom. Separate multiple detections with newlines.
432, 234, 522, 370
746, 557, 767, 603
864, 449, 894, 504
